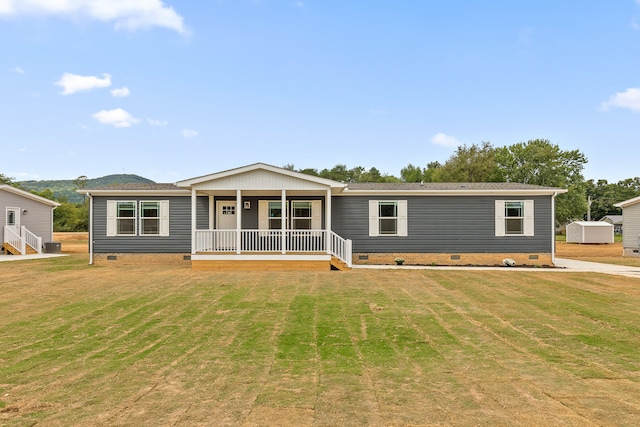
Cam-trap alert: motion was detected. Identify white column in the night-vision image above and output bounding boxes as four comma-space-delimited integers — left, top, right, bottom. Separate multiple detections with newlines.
208, 195, 214, 229
326, 189, 332, 253
281, 189, 287, 254
191, 189, 197, 254
236, 190, 242, 254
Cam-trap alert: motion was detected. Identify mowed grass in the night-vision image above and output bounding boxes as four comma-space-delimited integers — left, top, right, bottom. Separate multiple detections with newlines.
1, 255, 640, 426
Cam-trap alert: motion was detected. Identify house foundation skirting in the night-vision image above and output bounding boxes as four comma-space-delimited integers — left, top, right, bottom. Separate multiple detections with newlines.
191, 254, 332, 271
623, 248, 640, 257
93, 253, 192, 266
353, 252, 554, 267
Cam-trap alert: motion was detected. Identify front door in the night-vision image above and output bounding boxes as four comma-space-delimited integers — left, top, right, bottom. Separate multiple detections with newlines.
6, 207, 20, 232
216, 201, 237, 250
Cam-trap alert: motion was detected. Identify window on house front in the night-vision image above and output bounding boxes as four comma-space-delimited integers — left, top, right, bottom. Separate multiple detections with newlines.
369, 200, 408, 237
116, 201, 136, 235
268, 201, 284, 230
292, 201, 312, 230
107, 200, 169, 237
505, 201, 524, 235
495, 200, 534, 236
140, 201, 160, 235
379, 201, 398, 234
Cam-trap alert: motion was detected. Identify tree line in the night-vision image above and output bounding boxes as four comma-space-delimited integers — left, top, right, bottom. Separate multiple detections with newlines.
3, 138, 639, 231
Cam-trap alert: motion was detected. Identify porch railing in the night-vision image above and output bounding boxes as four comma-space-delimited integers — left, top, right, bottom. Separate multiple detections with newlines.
23, 226, 43, 254
195, 229, 352, 266
3, 226, 42, 255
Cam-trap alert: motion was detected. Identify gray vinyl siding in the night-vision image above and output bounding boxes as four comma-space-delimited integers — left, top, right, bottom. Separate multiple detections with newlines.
1, 190, 55, 245
622, 203, 640, 250
332, 195, 553, 253
93, 196, 194, 253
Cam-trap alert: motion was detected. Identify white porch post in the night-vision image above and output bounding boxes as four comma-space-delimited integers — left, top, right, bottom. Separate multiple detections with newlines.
236, 190, 242, 254
281, 189, 287, 254
325, 189, 332, 254
208, 195, 214, 229
191, 189, 197, 254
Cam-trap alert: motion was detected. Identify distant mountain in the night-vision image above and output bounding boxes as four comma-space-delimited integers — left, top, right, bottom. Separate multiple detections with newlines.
18, 174, 155, 204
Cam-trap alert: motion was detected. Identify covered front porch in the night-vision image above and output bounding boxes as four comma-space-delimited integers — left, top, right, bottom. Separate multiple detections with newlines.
177, 164, 351, 271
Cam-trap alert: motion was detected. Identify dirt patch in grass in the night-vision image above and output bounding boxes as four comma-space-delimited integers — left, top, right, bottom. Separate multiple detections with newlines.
1, 255, 640, 426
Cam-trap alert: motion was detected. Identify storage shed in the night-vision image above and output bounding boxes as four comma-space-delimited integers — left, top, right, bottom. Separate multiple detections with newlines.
566, 221, 614, 244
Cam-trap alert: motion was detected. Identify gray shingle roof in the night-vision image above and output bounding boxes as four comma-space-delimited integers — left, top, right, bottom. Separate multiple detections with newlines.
85, 183, 180, 191
345, 182, 563, 191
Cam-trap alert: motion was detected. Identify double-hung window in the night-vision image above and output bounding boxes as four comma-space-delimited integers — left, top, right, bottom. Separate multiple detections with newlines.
292, 201, 312, 230
495, 200, 534, 236
140, 201, 160, 235
368, 200, 408, 236
107, 200, 169, 237
116, 201, 136, 235
268, 201, 285, 230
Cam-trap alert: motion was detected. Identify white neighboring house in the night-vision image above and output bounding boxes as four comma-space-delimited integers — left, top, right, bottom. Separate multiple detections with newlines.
1, 185, 60, 255
614, 196, 640, 257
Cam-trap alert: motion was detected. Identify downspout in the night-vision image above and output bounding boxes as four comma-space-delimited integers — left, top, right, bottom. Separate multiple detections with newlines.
87, 192, 94, 265
551, 192, 557, 264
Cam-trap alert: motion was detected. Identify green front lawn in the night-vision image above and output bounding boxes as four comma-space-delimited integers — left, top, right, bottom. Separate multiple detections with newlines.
1, 255, 639, 425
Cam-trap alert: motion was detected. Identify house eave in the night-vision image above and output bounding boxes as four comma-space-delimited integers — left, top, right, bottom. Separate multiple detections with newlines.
614, 195, 640, 208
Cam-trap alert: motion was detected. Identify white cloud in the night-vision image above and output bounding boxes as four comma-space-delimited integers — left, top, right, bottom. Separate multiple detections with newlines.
10, 65, 25, 74
55, 72, 111, 95
600, 88, 640, 113
92, 108, 140, 128
110, 86, 130, 97
431, 133, 461, 148
148, 118, 168, 126
182, 129, 198, 138
0, 0, 187, 35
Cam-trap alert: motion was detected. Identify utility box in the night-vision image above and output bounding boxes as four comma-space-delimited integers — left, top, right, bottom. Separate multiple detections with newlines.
44, 242, 61, 253
566, 221, 614, 244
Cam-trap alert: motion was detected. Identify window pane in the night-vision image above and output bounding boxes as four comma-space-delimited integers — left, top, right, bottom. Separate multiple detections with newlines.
118, 218, 135, 234
141, 219, 159, 234
379, 218, 397, 234
268, 202, 282, 218
506, 218, 523, 234
117, 202, 136, 218
141, 202, 159, 218
379, 202, 397, 217
293, 219, 311, 230
505, 201, 523, 218
269, 218, 281, 230
293, 201, 311, 218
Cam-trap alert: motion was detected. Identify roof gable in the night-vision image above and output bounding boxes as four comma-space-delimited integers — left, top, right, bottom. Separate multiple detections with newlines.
176, 163, 346, 191
0, 185, 60, 207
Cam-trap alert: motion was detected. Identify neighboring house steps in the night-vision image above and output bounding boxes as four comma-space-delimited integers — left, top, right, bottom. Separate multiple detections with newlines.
2, 225, 42, 255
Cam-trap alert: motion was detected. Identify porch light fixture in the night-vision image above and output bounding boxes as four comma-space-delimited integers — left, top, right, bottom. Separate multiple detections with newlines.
244, 201, 251, 210
22, 209, 28, 215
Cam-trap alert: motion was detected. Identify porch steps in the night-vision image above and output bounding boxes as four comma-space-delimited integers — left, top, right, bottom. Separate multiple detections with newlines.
331, 256, 351, 271
2, 242, 38, 255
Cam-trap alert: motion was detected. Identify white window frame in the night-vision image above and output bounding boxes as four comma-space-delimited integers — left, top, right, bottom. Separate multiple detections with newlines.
107, 200, 169, 237
368, 200, 408, 237
495, 200, 534, 237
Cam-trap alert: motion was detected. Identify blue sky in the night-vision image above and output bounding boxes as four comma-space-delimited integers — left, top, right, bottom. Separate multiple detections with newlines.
2, 1, 640, 184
